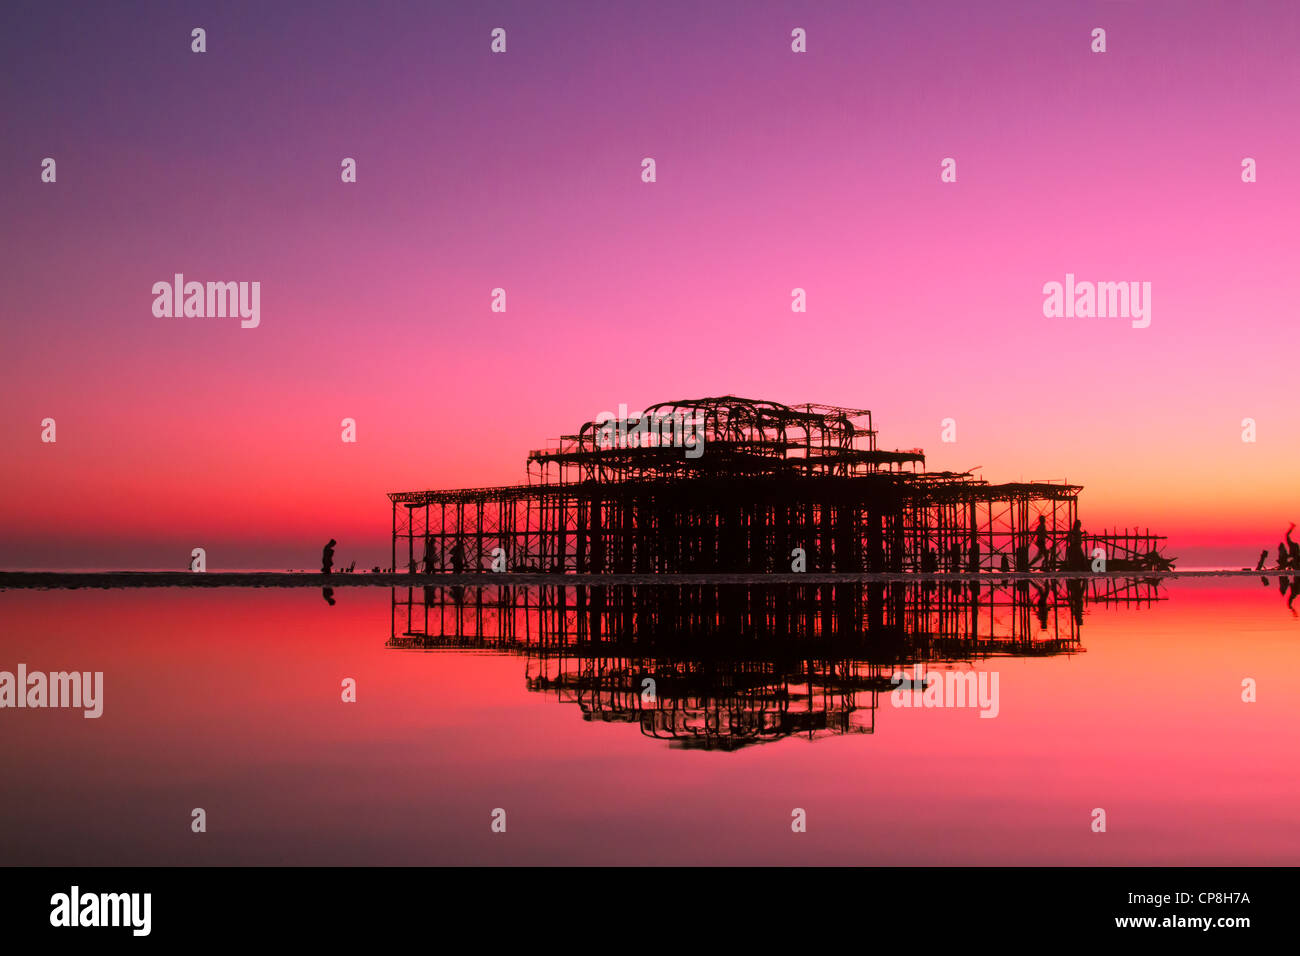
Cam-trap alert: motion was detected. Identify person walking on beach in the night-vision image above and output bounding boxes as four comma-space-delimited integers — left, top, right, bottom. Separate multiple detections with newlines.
1287, 523, 1300, 569
1027, 516, 1050, 569
322, 538, 337, 576
1066, 519, 1086, 571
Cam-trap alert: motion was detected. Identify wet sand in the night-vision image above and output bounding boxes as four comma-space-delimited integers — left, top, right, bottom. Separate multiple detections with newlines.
0, 568, 1287, 589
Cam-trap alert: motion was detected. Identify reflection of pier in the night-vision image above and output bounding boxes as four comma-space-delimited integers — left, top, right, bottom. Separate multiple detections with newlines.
388, 579, 1164, 749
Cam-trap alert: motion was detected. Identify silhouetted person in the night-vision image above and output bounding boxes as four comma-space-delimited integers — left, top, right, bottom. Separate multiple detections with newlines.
1287, 523, 1299, 568
948, 541, 961, 572
1028, 516, 1050, 569
1257, 550, 1269, 572
451, 541, 467, 574
322, 539, 337, 575
322, 586, 335, 606
967, 541, 980, 573
347, 560, 356, 573
1144, 547, 1174, 572
1066, 519, 1086, 571
1277, 542, 1289, 570
921, 548, 937, 573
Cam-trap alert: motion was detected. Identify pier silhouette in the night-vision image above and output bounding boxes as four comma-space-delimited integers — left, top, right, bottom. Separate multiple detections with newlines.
390, 396, 1173, 577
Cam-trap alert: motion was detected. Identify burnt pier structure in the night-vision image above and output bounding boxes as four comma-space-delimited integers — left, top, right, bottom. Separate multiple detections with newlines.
389, 396, 1166, 576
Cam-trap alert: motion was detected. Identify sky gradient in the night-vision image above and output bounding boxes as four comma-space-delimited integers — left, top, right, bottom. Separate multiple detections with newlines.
3, 0, 1298, 569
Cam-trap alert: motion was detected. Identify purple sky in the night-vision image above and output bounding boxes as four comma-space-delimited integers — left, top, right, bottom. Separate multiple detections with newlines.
3, 0, 1298, 568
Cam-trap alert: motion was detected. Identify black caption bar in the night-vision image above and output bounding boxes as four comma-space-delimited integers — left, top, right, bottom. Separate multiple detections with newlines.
0, 866, 1278, 943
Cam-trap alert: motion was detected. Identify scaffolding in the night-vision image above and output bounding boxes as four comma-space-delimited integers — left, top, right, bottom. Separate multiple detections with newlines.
389, 396, 1169, 576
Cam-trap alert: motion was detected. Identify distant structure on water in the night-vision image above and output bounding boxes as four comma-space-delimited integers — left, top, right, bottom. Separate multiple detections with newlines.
387, 396, 1171, 575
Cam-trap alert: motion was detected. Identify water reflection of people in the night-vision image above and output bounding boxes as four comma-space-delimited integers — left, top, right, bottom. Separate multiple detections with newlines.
1067, 579, 1085, 625
322, 586, 336, 606
1277, 575, 1300, 616
1033, 581, 1051, 629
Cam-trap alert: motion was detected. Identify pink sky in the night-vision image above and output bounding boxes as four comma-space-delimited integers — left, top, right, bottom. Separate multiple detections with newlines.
2, 1, 1298, 568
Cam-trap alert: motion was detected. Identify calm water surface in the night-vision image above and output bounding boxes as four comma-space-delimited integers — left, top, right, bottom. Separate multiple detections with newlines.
1, 579, 1297, 865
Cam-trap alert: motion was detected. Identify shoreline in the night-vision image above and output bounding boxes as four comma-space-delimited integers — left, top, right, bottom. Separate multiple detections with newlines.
0, 568, 1290, 590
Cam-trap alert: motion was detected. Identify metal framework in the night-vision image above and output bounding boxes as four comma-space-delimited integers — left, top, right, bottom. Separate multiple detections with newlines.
389, 396, 1168, 576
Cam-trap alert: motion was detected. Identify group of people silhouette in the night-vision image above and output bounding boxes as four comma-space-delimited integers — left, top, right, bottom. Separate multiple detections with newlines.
420, 538, 467, 573
1256, 523, 1300, 570
922, 516, 1088, 573
322, 538, 472, 579
1027, 516, 1090, 571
